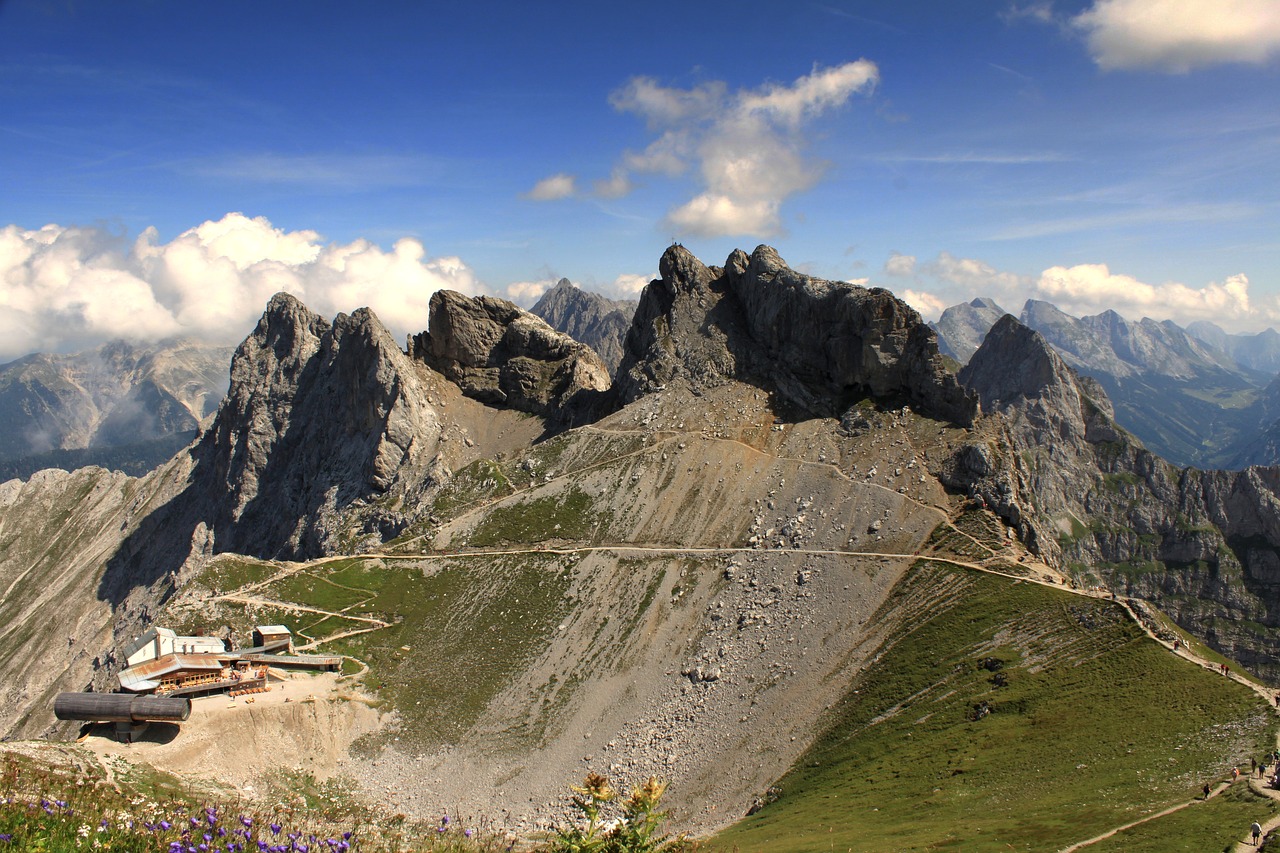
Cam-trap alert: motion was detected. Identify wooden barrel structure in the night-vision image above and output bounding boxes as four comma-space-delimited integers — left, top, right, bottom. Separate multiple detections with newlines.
54, 693, 191, 723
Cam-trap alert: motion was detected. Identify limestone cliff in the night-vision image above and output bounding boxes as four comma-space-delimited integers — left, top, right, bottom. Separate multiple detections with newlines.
411, 290, 610, 426
615, 245, 976, 425
193, 293, 442, 558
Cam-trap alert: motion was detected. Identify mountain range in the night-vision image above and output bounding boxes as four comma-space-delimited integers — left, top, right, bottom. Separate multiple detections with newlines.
2, 246, 1280, 846
932, 297, 1280, 469
0, 338, 233, 477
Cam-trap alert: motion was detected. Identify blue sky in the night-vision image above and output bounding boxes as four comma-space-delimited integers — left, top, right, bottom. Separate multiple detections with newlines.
2, 0, 1279, 358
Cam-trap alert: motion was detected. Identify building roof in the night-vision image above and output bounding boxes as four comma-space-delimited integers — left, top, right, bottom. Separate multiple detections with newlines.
118, 653, 225, 693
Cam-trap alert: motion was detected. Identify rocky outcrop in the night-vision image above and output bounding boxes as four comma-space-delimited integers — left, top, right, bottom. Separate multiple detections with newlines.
195, 293, 442, 558
412, 291, 610, 426
530, 279, 636, 377
615, 245, 976, 425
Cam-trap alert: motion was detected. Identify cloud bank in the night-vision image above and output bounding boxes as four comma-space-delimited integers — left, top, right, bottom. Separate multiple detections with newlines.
1073, 0, 1280, 71
889, 249, 1276, 331
0, 213, 481, 361
530, 61, 879, 238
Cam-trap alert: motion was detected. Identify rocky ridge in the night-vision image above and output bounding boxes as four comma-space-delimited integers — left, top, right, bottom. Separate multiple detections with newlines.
616, 245, 976, 425
932, 296, 1277, 468
930, 296, 1007, 362
949, 315, 1280, 675
3, 241, 1280, 833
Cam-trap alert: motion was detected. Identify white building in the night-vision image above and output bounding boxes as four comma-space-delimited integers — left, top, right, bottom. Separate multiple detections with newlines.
124, 627, 225, 668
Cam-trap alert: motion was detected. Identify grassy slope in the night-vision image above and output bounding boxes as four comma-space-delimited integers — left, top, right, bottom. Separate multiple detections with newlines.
714, 561, 1275, 853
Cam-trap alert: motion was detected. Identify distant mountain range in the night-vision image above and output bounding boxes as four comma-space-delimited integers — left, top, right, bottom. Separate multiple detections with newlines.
932, 298, 1280, 469
4, 288, 1278, 477
0, 338, 233, 476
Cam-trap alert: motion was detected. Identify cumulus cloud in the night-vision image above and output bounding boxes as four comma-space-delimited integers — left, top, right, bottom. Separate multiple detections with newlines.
884, 252, 917, 277
584, 61, 879, 237
525, 173, 578, 201
925, 251, 1027, 293
605, 273, 654, 299
1073, 0, 1280, 71
504, 279, 559, 305
0, 213, 482, 360
880, 248, 1277, 331
1035, 263, 1271, 326
900, 289, 950, 320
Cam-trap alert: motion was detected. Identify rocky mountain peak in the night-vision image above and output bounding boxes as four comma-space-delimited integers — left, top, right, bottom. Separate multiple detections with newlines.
960, 314, 1119, 445
529, 279, 638, 377
618, 244, 976, 424
930, 298, 1008, 363
412, 290, 610, 425
195, 294, 441, 557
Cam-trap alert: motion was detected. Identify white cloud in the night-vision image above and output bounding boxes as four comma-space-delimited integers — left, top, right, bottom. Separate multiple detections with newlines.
525, 173, 577, 201
737, 61, 879, 126
875, 248, 1278, 332
1035, 263, 1273, 326
0, 213, 482, 360
593, 169, 634, 199
901, 289, 949, 320
504, 279, 558, 305
884, 252, 917, 277
605, 273, 653, 299
926, 251, 1027, 293
590, 61, 879, 237
1073, 0, 1280, 71
608, 78, 726, 129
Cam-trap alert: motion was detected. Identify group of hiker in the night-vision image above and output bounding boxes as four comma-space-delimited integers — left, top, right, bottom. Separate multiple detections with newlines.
1197, 751, 1280, 847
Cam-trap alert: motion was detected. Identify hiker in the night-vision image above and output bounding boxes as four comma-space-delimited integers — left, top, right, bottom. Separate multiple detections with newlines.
1253, 758, 1258, 773
1252, 821, 1262, 845
1204, 782, 1212, 799
1234, 767, 1241, 781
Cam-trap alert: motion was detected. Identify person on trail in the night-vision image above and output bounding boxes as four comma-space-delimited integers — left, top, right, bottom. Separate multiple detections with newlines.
1204, 782, 1212, 799
1234, 767, 1241, 781
1252, 821, 1262, 845
1253, 758, 1258, 773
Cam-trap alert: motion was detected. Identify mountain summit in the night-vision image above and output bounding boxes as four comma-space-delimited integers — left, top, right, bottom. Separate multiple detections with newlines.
618, 244, 976, 424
